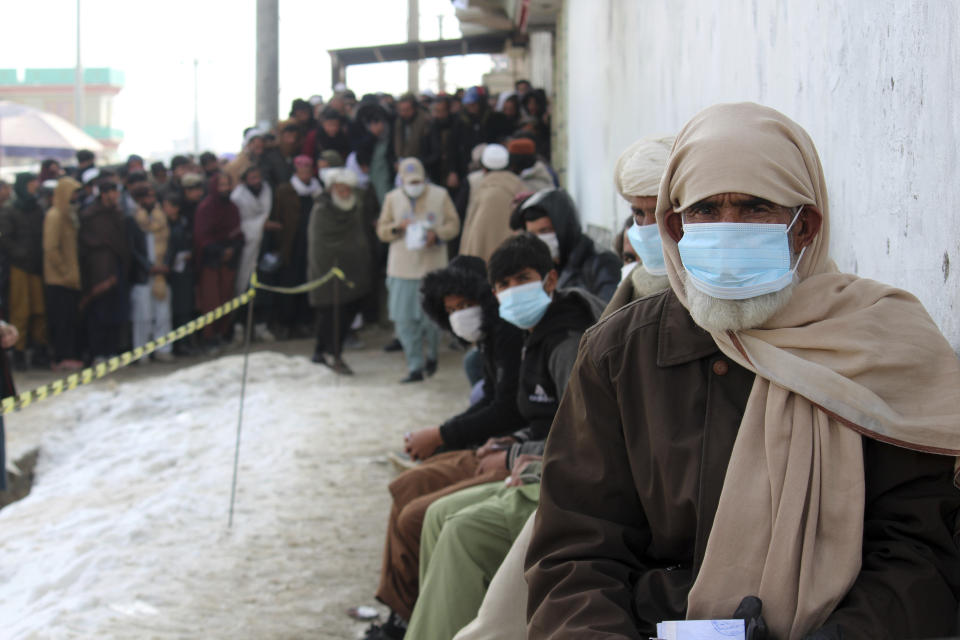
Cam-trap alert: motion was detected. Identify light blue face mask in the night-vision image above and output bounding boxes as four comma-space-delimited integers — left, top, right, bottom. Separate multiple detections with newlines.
627, 222, 667, 275
677, 206, 806, 300
497, 280, 552, 329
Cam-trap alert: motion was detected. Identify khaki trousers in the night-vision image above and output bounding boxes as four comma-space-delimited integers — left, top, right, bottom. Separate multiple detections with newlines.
9, 267, 46, 351
375, 450, 509, 619
452, 511, 536, 640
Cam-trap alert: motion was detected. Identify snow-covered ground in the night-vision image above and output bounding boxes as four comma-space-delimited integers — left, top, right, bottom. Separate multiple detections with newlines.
1, 347, 468, 639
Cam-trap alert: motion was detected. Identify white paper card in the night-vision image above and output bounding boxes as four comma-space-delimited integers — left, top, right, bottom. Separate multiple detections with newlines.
405, 221, 427, 250
655, 619, 745, 640
173, 250, 191, 274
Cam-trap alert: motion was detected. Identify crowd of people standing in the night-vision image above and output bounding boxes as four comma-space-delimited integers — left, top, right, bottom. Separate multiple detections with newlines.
0, 79, 557, 378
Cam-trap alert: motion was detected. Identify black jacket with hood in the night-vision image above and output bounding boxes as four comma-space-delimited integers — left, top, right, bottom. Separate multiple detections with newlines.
0, 173, 45, 274
510, 188, 621, 303
511, 286, 604, 451
421, 256, 526, 450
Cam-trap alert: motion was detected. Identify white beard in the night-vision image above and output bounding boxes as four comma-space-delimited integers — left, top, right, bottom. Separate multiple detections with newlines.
332, 192, 357, 211
680, 270, 797, 333
631, 266, 671, 299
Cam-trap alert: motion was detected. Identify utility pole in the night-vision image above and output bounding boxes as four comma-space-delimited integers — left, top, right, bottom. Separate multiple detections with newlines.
255, 0, 279, 127
437, 15, 445, 93
74, 0, 84, 130
193, 59, 200, 154
407, 0, 419, 95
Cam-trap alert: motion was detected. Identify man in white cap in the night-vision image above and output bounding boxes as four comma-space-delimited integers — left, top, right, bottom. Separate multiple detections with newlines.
459, 143, 525, 263
225, 127, 265, 185
307, 168, 372, 375
377, 157, 460, 382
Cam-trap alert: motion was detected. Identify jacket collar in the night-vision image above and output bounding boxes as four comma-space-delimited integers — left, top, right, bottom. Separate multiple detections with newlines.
656, 289, 720, 367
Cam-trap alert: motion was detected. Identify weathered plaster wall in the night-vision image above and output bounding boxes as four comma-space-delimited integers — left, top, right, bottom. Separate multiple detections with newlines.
563, 0, 960, 348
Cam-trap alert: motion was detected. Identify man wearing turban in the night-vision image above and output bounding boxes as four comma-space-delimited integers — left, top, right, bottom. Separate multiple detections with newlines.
526, 103, 960, 640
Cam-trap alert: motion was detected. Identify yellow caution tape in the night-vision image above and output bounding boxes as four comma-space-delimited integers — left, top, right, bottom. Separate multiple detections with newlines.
0, 267, 354, 416
249, 268, 353, 294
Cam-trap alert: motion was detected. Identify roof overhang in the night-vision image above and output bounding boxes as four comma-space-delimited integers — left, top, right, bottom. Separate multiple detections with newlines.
328, 34, 509, 68
452, 0, 561, 36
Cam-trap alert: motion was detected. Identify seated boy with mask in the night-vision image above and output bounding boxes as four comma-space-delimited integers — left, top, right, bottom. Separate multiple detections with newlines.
509, 189, 621, 303
365, 234, 602, 640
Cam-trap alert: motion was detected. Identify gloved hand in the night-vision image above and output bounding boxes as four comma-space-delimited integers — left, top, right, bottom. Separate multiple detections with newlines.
732, 596, 769, 640
802, 623, 843, 639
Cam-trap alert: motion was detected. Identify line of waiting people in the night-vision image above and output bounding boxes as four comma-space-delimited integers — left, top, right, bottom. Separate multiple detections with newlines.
360, 106, 960, 640
0, 79, 556, 375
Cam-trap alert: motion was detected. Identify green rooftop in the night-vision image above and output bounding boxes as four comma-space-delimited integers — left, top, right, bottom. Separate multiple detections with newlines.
0, 68, 124, 87
83, 125, 124, 140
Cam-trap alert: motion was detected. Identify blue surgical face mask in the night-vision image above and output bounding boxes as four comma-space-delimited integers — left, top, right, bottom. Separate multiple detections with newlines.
627, 222, 667, 275
677, 206, 805, 300
497, 280, 552, 329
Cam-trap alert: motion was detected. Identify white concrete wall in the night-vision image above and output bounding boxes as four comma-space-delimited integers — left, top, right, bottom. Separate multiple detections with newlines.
563, 0, 960, 349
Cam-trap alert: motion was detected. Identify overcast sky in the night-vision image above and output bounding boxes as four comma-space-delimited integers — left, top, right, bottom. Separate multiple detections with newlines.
0, 0, 494, 159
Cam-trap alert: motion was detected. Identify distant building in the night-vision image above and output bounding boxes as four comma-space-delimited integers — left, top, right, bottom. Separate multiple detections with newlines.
0, 67, 124, 158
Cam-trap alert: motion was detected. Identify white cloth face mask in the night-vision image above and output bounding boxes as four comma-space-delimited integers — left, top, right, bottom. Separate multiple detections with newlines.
448, 306, 484, 342
537, 232, 560, 260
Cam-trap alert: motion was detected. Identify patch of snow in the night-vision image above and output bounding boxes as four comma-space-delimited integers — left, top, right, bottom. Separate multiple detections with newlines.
0, 351, 466, 638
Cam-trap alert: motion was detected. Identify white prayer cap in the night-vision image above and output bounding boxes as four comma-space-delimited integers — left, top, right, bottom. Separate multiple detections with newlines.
613, 135, 675, 199
481, 144, 509, 171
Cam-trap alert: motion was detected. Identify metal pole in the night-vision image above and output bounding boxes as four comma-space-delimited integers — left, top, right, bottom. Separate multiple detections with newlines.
332, 264, 341, 384
227, 292, 256, 529
255, 0, 279, 127
407, 0, 419, 95
74, 0, 85, 130
193, 59, 200, 155
437, 15, 445, 93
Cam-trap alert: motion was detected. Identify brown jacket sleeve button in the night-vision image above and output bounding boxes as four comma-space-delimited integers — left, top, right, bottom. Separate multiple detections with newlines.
712, 359, 729, 376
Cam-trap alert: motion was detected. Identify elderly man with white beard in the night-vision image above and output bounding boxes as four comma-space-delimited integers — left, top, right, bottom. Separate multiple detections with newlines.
525, 103, 960, 640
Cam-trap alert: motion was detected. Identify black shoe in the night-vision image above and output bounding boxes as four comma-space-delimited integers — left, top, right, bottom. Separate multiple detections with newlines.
174, 342, 198, 357
343, 332, 365, 350
314, 352, 354, 376
11, 350, 26, 372
425, 359, 438, 377
330, 357, 354, 375
362, 611, 407, 640
399, 370, 424, 384
293, 323, 314, 339
31, 349, 51, 369
383, 338, 402, 352
203, 337, 223, 356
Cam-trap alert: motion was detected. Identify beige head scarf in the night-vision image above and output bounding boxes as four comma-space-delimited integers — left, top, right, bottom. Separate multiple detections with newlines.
655, 102, 960, 638
613, 135, 675, 199
134, 205, 170, 301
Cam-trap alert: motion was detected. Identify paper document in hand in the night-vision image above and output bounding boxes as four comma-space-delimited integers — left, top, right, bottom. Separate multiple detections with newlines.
655, 619, 745, 640
405, 221, 427, 250
173, 250, 191, 273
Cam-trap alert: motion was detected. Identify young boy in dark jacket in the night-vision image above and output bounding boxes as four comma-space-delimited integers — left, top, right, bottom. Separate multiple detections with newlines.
366, 234, 602, 640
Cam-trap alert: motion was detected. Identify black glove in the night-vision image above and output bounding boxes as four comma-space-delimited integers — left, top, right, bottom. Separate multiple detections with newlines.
733, 596, 769, 640
802, 623, 843, 640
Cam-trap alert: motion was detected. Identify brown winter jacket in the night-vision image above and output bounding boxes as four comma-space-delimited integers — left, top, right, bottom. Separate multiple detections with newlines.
458, 170, 525, 263
307, 191, 371, 307
272, 181, 302, 267
78, 197, 130, 294
526, 289, 960, 639
393, 109, 430, 161
43, 177, 82, 290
